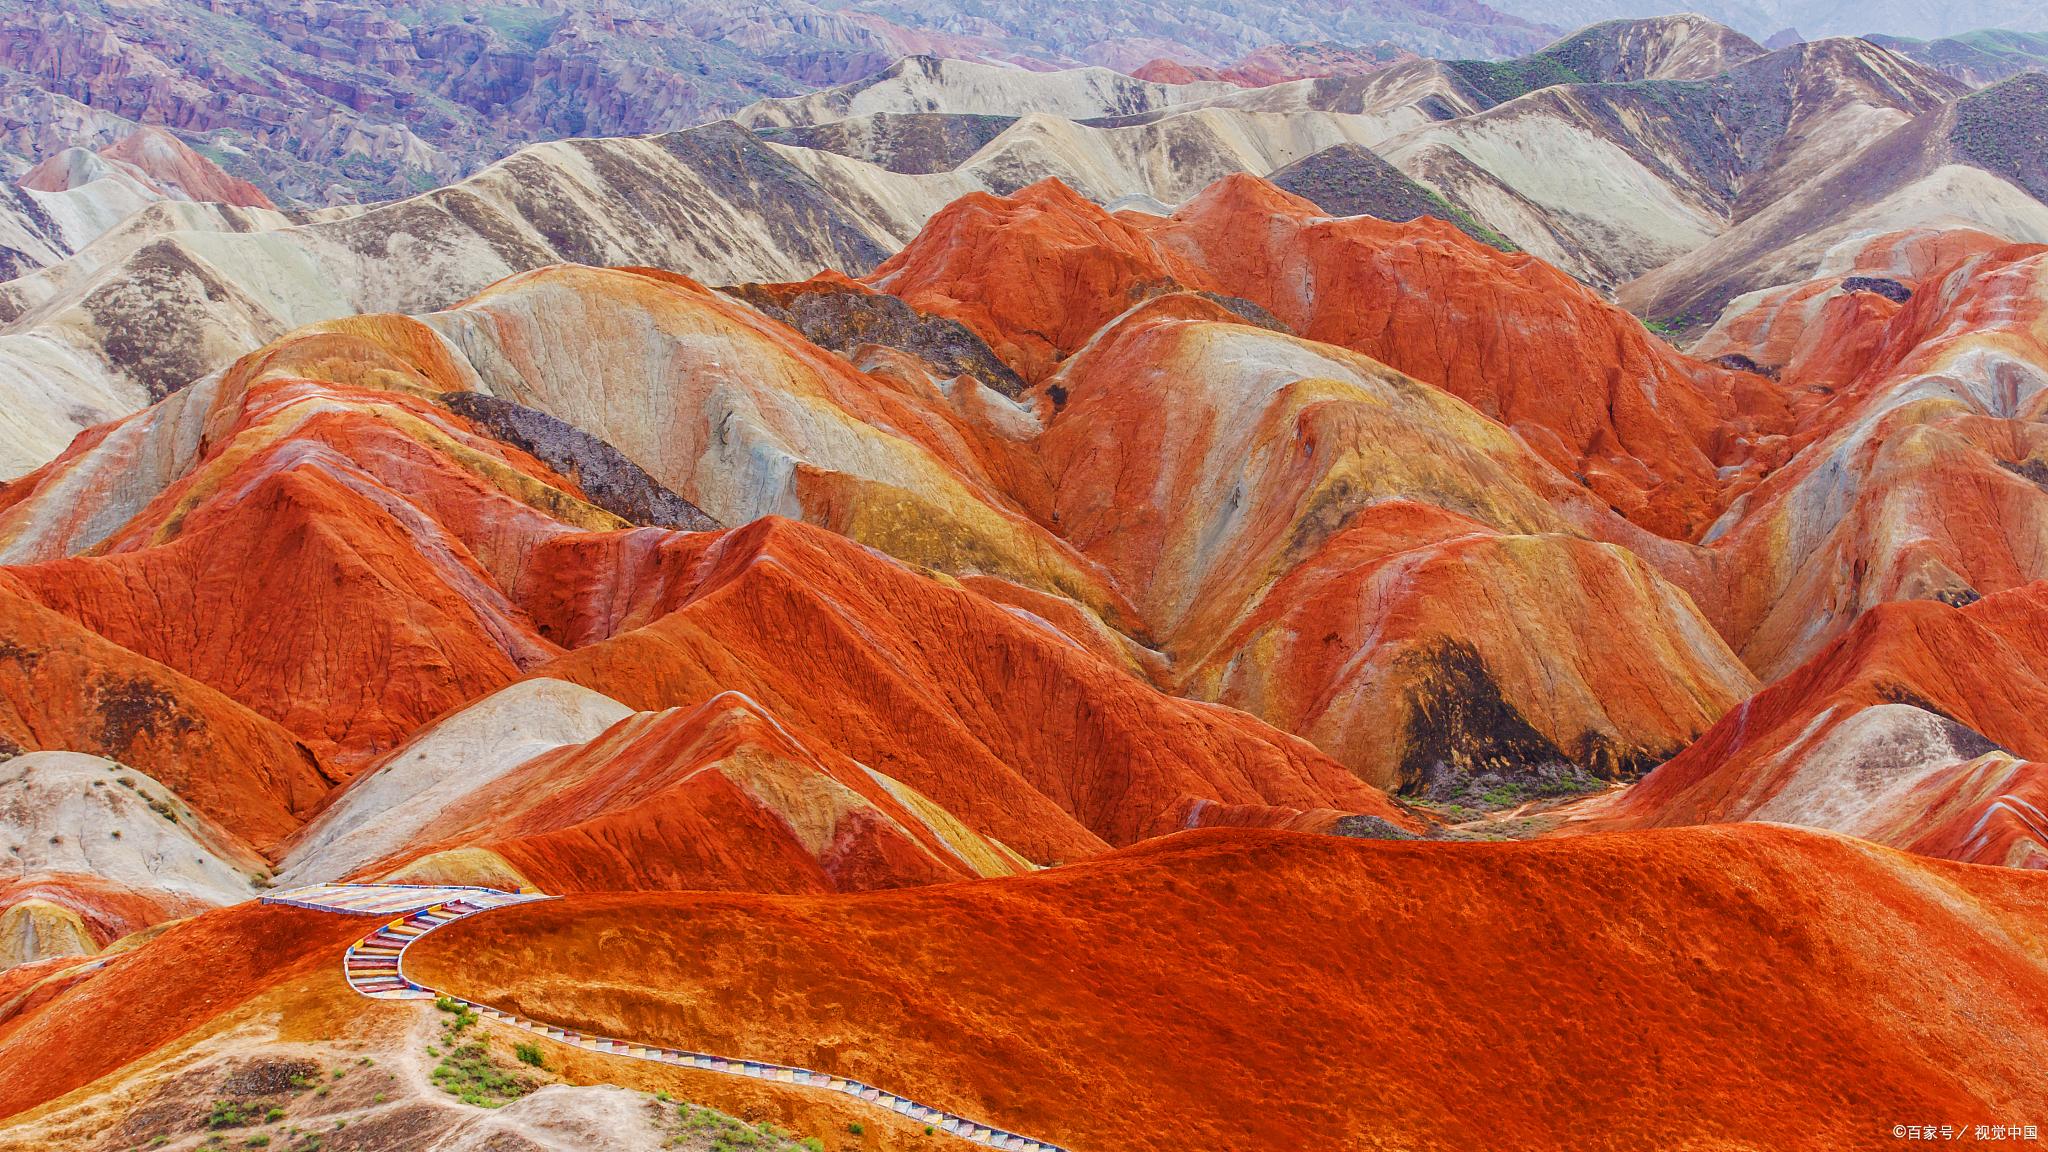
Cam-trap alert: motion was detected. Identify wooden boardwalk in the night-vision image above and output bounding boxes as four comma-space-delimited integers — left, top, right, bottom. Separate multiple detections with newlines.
263, 883, 1073, 1152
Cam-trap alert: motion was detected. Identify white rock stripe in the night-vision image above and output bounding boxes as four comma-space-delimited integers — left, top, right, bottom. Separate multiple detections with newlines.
263, 884, 1072, 1152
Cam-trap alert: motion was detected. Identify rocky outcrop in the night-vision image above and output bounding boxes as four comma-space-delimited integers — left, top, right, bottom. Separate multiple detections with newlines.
722, 274, 1029, 397
437, 393, 720, 531
1268, 142, 1512, 248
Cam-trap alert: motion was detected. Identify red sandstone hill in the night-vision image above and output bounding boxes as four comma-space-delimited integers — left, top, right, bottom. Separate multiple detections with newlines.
399, 825, 2048, 1152
1, 300, 1420, 897
872, 176, 1794, 540
1567, 582, 2048, 868
1129, 43, 1419, 87
8, 150, 2048, 1147
7, 176, 2046, 858
0, 578, 327, 850
523, 515, 1410, 859
21, 127, 275, 210
1672, 230, 2048, 680
7, 826, 2042, 1145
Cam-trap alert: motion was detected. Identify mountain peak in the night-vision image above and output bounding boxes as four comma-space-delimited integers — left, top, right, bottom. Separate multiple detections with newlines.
1539, 14, 1766, 82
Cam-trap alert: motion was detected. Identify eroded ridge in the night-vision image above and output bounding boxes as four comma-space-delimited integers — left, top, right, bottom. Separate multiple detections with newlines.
263, 884, 1074, 1152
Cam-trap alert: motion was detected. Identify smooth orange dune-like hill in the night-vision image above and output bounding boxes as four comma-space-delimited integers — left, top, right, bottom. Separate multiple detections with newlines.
402, 826, 2048, 1152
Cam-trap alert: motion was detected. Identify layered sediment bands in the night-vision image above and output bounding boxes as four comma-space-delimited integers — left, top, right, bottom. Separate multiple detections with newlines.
22, 128, 276, 211
407, 826, 2048, 1152
524, 517, 1415, 861
1570, 583, 2048, 866
396, 693, 1035, 894
1026, 295, 1747, 783
720, 272, 1029, 399
0, 581, 325, 849
0, 872, 207, 969
865, 180, 1212, 383
424, 264, 1126, 621
875, 175, 1793, 540
1678, 234, 2048, 678
436, 392, 721, 532
1180, 511, 1755, 790
4, 454, 551, 777
0, 903, 365, 1120
1140, 175, 1795, 539
0, 371, 635, 776
1032, 294, 1578, 636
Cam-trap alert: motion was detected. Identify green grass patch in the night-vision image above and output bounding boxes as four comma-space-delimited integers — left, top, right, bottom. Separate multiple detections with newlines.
655, 1102, 823, 1151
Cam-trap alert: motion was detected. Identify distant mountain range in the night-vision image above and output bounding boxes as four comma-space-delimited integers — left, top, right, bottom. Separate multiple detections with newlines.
0, 0, 1557, 207
8, 14, 2048, 495
1488, 0, 2048, 41
5, 1, 2044, 210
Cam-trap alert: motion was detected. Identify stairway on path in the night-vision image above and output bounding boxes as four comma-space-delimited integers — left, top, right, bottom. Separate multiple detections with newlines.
263, 883, 1073, 1152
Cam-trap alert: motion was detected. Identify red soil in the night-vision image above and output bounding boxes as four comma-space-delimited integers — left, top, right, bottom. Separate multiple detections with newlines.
1602, 581, 2048, 828
867, 180, 1209, 383
0, 873, 202, 950
393, 693, 1027, 894
99, 128, 275, 209
407, 825, 2048, 1152
1146, 175, 1794, 538
19, 126, 274, 209
872, 175, 1794, 538
0, 904, 361, 1120
0, 579, 326, 848
522, 516, 1415, 862
4, 377, 583, 776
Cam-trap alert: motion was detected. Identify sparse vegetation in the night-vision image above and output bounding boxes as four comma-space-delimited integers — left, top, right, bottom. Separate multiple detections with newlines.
514, 1042, 545, 1068
428, 992, 534, 1107
1444, 55, 1586, 105
1408, 762, 1612, 820
654, 1101, 822, 1151
1949, 73, 2048, 202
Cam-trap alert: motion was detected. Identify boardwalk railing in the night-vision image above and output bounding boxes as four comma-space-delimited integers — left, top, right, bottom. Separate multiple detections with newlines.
262, 884, 1073, 1152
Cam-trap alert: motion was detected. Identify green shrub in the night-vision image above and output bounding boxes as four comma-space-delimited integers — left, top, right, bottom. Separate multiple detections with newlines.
514, 1042, 544, 1068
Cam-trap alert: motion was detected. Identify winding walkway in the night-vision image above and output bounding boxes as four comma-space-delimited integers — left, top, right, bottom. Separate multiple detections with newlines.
262, 883, 1072, 1152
